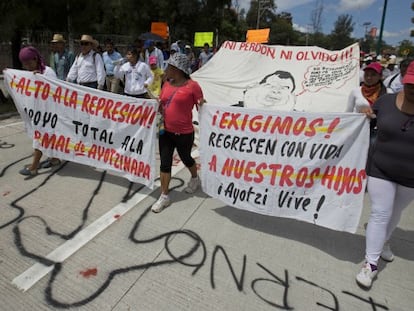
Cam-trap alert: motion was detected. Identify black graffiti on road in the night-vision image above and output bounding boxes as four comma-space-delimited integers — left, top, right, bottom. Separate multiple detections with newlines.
0, 139, 15, 149
0, 155, 32, 229
1, 158, 391, 310
43, 201, 389, 310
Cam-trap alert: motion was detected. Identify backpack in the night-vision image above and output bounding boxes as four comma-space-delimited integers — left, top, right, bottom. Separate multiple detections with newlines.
386, 73, 399, 88
75, 51, 99, 67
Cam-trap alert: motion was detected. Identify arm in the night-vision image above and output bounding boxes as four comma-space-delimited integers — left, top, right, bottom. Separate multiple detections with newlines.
95, 54, 106, 90
157, 49, 164, 69
192, 81, 204, 110
143, 64, 154, 88
113, 63, 124, 80
66, 56, 78, 82
345, 89, 356, 112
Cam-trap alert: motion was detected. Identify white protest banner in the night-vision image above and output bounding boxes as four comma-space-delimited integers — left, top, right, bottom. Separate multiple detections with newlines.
192, 41, 359, 113
199, 104, 369, 233
3, 69, 157, 188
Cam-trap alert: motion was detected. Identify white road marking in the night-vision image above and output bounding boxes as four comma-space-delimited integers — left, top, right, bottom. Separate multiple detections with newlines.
12, 149, 199, 292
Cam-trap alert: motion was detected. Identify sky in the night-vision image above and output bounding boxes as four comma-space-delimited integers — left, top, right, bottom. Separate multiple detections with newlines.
237, 0, 412, 46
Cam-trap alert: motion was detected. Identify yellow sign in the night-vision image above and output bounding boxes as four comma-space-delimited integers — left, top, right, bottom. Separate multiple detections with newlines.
194, 32, 214, 47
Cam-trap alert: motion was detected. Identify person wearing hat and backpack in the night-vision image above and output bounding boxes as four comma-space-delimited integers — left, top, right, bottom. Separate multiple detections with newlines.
66, 34, 105, 90
151, 53, 205, 213
383, 58, 413, 94
50, 34, 75, 81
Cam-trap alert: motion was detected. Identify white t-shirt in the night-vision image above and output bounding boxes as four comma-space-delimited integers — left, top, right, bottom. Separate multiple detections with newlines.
383, 73, 403, 94
346, 85, 391, 112
114, 61, 154, 95
43, 66, 57, 79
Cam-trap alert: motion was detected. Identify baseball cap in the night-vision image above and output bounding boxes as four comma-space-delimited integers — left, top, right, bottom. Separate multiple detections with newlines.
402, 61, 414, 84
149, 56, 157, 65
363, 62, 382, 75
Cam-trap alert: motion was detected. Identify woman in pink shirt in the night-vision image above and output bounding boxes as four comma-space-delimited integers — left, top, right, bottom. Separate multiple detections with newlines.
151, 53, 205, 213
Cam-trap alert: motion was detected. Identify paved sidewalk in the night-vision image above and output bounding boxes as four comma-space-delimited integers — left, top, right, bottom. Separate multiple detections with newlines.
0, 115, 413, 311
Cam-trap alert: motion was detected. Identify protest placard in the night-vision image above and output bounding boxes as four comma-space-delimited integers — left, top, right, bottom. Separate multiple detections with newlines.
192, 41, 359, 113
3, 69, 158, 188
200, 104, 369, 233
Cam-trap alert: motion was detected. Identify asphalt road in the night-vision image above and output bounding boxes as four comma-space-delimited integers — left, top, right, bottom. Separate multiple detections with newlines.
0, 114, 413, 311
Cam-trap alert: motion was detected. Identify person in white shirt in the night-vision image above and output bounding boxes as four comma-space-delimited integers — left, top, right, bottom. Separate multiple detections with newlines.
102, 38, 123, 93
383, 58, 412, 94
347, 62, 390, 146
347, 62, 389, 112
382, 55, 399, 80
114, 46, 153, 98
66, 34, 106, 90
143, 40, 164, 70
198, 43, 213, 69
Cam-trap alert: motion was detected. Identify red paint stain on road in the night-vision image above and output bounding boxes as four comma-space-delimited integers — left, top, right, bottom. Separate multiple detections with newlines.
79, 267, 98, 278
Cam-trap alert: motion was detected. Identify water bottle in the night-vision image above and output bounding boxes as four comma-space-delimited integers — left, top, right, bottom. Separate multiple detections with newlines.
158, 113, 165, 136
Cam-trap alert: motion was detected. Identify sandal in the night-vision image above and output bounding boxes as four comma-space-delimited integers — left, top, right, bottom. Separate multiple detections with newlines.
39, 158, 61, 169
19, 167, 38, 176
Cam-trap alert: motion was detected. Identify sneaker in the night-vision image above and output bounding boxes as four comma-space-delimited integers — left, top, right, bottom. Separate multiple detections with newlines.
381, 242, 395, 262
19, 167, 38, 176
151, 195, 171, 213
184, 176, 200, 193
356, 262, 378, 288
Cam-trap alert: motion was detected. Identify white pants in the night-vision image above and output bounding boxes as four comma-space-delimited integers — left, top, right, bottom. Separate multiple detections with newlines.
365, 177, 414, 265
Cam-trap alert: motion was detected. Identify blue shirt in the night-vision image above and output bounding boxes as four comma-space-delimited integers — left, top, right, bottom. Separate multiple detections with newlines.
53, 49, 75, 80
103, 50, 123, 75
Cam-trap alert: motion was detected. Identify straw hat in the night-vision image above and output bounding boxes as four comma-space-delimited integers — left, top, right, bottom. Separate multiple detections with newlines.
80, 34, 98, 48
51, 34, 66, 43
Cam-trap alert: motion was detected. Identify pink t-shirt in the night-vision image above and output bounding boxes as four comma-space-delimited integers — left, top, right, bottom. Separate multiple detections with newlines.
160, 80, 203, 134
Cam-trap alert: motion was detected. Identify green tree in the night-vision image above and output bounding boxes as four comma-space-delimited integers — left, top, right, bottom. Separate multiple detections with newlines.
269, 12, 297, 45
245, 0, 276, 29
397, 39, 414, 57
328, 14, 355, 50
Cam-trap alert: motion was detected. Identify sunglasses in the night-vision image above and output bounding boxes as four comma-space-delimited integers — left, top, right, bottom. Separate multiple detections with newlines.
80, 42, 90, 46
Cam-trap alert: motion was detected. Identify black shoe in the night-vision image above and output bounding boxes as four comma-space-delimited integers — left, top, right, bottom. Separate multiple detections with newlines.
39, 158, 61, 169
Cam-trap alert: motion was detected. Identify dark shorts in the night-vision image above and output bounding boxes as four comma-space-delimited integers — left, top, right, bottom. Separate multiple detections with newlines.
159, 131, 195, 173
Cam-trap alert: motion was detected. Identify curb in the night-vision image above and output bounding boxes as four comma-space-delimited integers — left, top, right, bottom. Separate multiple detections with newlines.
0, 111, 19, 120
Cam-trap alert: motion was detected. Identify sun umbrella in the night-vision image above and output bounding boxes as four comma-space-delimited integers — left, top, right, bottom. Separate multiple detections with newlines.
138, 32, 165, 42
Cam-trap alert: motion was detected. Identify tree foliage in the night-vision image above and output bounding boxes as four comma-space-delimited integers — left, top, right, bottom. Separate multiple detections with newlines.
329, 14, 355, 50
0, 0, 410, 56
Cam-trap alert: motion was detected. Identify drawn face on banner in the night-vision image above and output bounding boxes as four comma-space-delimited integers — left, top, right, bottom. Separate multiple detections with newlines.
243, 71, 296, 110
